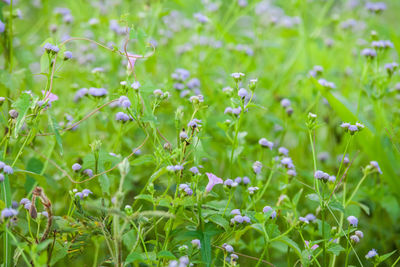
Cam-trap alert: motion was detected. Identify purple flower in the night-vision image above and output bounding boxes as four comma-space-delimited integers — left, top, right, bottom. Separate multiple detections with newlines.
340, 122, 350, 130
280, 98, 291, 108
131, 81, 141, 90
179, 131, 188, 140
83, 169, 93, 177
263, 206, 277, 219
281, 157, 294, 169
370, 161, 382, 174
234, 177, 242, 184
355, 230, 364, 239
314, 170, 329, 181
88, 87, 108, 97
20, 198, 30, 206
1, 208, 18, 218
231, 72, 245, 82
350, 235, 360, 243
191, 239, 201, 248
365, 249, 378, 259
189, 167, 199, 174
179, 184, 189, 190
74, 88, 88, 102
64, 51, 72, 60
187, 118, 202, 128
222, 243, 234, 253
224, 107, 233, 114
75, 192, 84, 199
72, 163, 82, 172
0, 174, 4, 182
233, 215, 244, 223
0, 20, 5, 33
3, 165, 13, 174
287, 169, 297, 177
252, 161, 262, 174
232, 107, 242, 115
366, 2, 386, 13
361, 48, 377, 59
0, 161, 4, 170
348, 125, 358, 134
299, 217, 309, 224
347, 215, 358, 227
318, 78, 336, 89
259, 138, 273, 149
305, 213, 316, 222
278, 147, 289, 156
248, 186, 259, 194
242, 176, 250, 184
82, 189, 93, 197
242, 215, 251, 223
305, 241, 319, 250
231, 209, 241, 215
205, 173, 223, 192
224, 179, 234, 187
194, 13, 209, 23
41, 211, 49, 218
184, 187, 193, 196
238, 88, 248, 99
115, 112, 131, 122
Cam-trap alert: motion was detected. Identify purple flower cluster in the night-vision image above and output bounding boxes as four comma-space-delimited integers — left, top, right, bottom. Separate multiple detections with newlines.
230, 209, 251, 224
179, 183, 193, 196
299, 213, 316, 224
115, 112, 133, 122
118, 96, 131, 108
314, 170, 335, 182
187, 118, 202, 128
263, 206, 277, 219
280, 98, 293, 115
318, 78, 336, 89
259, 138, 274, 149
369, 161, 382, 174
365, 248, 378, 259
1, 208, 18, 218
0, 161, 13, 181
74, 189, 93, 199
167, 165, 184, 172
88, 87, 108, 97
366, 2, 386, 13
43, 43, 60, 54
340, 122, 364, 134
347, 215, 358, 227
308, 65, 323, 77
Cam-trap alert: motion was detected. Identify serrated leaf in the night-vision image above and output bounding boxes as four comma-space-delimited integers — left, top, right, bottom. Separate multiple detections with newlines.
327, 243, 344, 256
209, 214, 229, 231
378, 250, 396, 263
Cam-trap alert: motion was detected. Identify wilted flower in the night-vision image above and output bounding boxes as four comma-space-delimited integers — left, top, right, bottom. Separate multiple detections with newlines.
355, 230, 364, 239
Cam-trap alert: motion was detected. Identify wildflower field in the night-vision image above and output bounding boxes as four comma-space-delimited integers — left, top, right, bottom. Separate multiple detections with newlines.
1, 0, 400, 266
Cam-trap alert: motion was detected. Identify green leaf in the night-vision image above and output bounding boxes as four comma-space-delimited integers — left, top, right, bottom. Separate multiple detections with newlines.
209, 214, 230, 231
378, 250, 397, 263
135, 194, 154, 203
329, 201, 344, 213
12, 93, 31, 138
48, 111, 63, 155
327, 243, 344, 256
50, 241, 68, 265
277, 236, 303, 262
306, 193, 320, 202
125, 252, 144, 263
292, 188, 303, 206
122, 229, 137, 249
157, 250, 176, 260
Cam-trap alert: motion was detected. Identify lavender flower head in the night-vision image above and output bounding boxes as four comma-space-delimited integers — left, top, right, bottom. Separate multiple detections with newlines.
347, 215, 358, 227
263, 206, 277, 219
350, 235, 360, 243
252, 161, 262, 174
361, 48, 377, 59
1, 208, 18, 218
365, 249, 378, 259
238, 88, 248, 99
189, 166, 199, 174
3, 165, 13, 174
231, 209, 241, 215
222, 243, 234, 253
72, 163, 82, 172
187, 118, 202, 128
242, 176, 250, 184
259, 138, 273, 149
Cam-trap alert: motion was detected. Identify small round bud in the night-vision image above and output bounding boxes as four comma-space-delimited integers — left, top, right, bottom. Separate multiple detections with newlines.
9, 109, 18, 119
